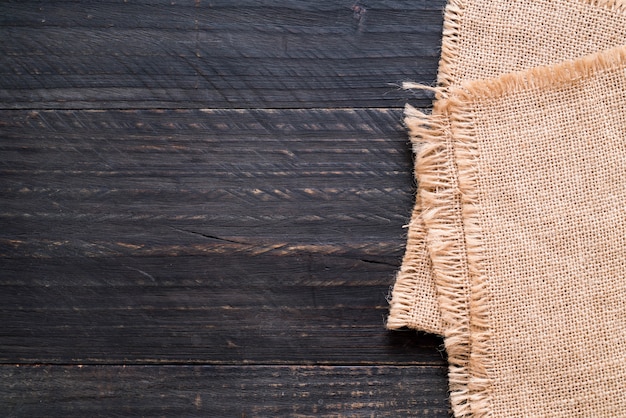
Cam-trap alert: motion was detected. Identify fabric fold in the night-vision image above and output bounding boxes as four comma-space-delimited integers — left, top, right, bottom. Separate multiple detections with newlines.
389, 0, 626, 339
388, 0, 626, 416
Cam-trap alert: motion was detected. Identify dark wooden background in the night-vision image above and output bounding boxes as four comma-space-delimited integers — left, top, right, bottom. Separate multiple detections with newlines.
0, 1, 449, 416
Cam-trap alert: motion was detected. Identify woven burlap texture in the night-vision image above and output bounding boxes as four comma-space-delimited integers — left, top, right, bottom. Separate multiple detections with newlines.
387, 0, 626, 338
387, 0, 626, 416
448, 44, 626, 417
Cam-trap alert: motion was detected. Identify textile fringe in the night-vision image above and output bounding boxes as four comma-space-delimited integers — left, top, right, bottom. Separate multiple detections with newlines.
406, 101, 473, 417
437, 0, 626, 90
386, 272, 420, 330
385, 104, 445, 334
437, 0, 465, 88
443, 95, 492, 418
386, 200, 444, 334
456, 44, 626, 101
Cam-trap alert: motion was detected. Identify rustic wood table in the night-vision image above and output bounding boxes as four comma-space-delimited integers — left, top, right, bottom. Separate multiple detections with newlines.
1, 1, 450, 415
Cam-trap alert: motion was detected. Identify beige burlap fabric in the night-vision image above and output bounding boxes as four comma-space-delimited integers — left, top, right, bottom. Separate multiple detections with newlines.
387, 192, 444, 334
387, 107, 445, 334
387, 0, 626, 416
448, 45, 626, 417
387, 0, 626, 337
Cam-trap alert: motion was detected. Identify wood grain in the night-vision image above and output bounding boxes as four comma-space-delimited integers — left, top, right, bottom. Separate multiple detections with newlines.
0, 0, 443, 109
1, 108, 414, 258
0, 0, 449, 415
0, 108, 444, 364
1, 365, 450, 417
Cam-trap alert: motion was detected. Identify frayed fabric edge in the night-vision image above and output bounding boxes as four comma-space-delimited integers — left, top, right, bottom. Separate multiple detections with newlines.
455, 44, 626, 102
437, 0, 465, 89
387, 104, 446, 335
407, 102, 474, 418
584, 0, 626, 13
413, 2, 476, 414
386, 199, 445, 335
442, 95, 492, 418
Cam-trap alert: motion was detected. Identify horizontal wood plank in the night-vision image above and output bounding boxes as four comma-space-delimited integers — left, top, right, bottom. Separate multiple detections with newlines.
0, 0, 445, 109
0, 108, 443, 364
0, 365, 451, 417
0, 108, 415, 258
0, 255, 445, 365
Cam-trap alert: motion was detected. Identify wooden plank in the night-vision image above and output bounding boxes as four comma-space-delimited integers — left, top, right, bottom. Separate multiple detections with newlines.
0, 255, 445, 364
0, 365, 450, 417
0, 109, 415, 258
0, 108, 443, 364
2, 0, 447, 29
0, 0, 445, 109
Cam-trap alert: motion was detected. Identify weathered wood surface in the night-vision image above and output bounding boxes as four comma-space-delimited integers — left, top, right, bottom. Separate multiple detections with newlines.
0, 0, 441, 109
1, 365, 449, 416
0, 0, 450, 416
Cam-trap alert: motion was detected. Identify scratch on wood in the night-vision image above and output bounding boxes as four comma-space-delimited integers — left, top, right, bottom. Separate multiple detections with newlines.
125, 266, 156, 282
169, 226, 249, 245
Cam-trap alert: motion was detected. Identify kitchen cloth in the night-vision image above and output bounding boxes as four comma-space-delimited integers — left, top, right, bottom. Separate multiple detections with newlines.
444, 44, 626, 417
387, 0, 626, 416
388, 0, 626, 336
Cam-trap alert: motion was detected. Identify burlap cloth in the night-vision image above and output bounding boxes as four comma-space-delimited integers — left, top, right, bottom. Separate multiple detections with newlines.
387, 0, 626, 416
450, 45, 626, 416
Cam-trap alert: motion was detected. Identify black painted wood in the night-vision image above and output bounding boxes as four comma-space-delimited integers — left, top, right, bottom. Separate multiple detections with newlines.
1, 108, 444, 365
1, 365, 450, 417
0, 0, 442, 109
0, 0, 450, 415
